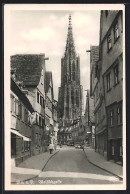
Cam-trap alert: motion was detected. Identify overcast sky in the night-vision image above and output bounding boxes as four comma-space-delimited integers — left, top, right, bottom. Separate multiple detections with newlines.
10, 10, 100, 110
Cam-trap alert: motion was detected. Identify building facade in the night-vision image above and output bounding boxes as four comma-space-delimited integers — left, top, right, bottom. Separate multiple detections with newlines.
84, 90, 95, 148
11, 54, 47, 155
90, 11, 123, 163
90, 45, 107, 157
58, 15, 83, 136
100, 10, 123, 163
11, 76, 34, 166
44, 71, 55, 145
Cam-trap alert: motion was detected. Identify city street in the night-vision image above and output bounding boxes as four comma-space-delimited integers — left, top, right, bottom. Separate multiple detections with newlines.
32, 146, 121, 184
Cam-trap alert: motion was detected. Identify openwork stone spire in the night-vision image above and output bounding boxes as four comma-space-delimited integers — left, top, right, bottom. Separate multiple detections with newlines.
65, 14, 76, 57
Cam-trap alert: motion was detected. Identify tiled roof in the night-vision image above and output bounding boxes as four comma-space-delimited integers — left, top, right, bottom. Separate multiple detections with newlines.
11, 77, 34, 113
11, 54, 45, 86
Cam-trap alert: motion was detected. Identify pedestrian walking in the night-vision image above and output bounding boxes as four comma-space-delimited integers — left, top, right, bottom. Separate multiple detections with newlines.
49, 143, 54, 154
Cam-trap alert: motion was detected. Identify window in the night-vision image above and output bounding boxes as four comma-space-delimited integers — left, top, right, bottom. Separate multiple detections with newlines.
24, 109, 28, 124
40, 96, 43, 106
18, 101, 22, 119
43, 98, 45, 108
76, 90, 79, 106
72, 62, 75, 81
24, 141, 28, 151
22, 105, 25, 122
66, 88, 69, 104
107, 34, 112, 51
106, 73, 111, 91
114, 22, 119, 42
11, 95, 15, 113
110, 110, 114, 126
114, 65, 119, 85
117, 106, 122, 124
71, 88, 74, 105
15, 99, 19, 116
37, 92, 39, 103
42, 118, 45, 127
112, 142, 114, 155
36, 113, 39, 125
39, 116, 41, 126
72, 72, 75, 81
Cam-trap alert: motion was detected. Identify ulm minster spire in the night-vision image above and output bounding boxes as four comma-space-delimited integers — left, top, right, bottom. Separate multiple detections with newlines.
58, 14, 83, 127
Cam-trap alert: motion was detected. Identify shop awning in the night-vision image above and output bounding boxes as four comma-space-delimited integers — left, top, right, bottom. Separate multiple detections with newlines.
11, 129, 31, 141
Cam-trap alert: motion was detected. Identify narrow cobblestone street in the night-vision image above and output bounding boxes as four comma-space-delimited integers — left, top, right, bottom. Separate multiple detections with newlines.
31, 147, 122, 184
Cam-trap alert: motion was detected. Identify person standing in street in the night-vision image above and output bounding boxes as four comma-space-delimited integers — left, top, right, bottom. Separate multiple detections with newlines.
49, 143, 54, 154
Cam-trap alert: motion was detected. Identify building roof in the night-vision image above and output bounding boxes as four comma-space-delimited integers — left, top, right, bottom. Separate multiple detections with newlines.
11, 54, 45, 86
11, 77, 34, 113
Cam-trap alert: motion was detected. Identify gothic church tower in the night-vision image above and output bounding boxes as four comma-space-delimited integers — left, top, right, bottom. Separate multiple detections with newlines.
58, 15, 83, 129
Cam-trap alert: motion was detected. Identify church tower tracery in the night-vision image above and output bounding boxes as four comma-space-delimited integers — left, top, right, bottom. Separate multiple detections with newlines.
58, 15, 83, 129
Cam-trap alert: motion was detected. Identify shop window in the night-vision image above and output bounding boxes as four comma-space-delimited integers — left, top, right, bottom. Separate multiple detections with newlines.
114, 22, 119, 42
112, 143, 114, 155
106, 73, 111, 91
24, 141, 28, 151
114, 64, 119, 85
107, 34, 112, 51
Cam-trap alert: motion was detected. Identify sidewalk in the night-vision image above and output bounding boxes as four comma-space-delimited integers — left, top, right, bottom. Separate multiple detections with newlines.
11, 149, 60, 183
84, 147, 123, 180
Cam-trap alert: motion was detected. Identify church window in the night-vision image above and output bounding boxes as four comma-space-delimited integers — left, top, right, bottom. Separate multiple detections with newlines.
72, 62, 75, 81
66, 88, 69, 104
76, 90, 79, 106
71, 88, 74, 105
